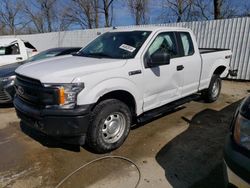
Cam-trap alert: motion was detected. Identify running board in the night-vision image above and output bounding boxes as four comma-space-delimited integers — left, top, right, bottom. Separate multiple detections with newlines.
138, 94, 200, 123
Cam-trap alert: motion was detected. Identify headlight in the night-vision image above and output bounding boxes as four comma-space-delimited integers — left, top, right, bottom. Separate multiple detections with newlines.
233, 113, 250, 150
1, 75, 16, 87
44, 83, 84, 109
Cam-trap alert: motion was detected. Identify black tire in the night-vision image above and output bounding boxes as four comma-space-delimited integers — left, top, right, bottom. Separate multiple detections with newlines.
202, 74, 222, 103
86, 99, 131, 153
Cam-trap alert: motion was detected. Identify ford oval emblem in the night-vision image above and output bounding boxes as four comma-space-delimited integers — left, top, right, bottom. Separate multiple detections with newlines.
18, 86, 24, 95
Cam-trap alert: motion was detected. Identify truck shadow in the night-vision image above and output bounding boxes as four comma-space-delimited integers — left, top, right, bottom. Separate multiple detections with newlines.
155, 99, 243, 188
0, 103, 13, 108
20, 122, 81, 152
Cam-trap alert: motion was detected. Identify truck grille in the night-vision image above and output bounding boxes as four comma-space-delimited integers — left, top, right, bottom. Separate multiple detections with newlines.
15, 74, 58, 107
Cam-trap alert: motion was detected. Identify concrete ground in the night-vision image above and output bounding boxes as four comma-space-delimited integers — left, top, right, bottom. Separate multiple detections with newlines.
0, 80, 249, 188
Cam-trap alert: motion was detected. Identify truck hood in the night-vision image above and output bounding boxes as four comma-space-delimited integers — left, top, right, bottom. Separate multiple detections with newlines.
15, 55, 127, 83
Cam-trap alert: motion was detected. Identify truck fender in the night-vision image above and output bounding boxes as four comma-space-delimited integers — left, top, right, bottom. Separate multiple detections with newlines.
77, 78, 143, 115
209, 58, 229, 79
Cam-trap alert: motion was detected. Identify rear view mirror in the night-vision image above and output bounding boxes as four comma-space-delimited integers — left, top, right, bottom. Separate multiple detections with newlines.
147, 51, 170, 67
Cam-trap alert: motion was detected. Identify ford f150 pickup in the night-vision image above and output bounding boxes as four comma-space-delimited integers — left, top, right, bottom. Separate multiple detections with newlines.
14, 27, 232, 153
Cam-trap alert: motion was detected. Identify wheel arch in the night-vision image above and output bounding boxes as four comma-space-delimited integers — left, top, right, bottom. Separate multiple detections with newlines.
213, 65, 227, 76
209, 58, 229, 79
95, 90, 137, 118
77, 78, 143, 116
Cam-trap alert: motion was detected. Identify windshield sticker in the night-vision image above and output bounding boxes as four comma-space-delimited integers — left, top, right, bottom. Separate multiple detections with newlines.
119, 44, 136, 53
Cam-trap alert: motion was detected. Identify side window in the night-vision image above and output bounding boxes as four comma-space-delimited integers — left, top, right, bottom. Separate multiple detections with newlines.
24, 42, 36, 50
10, 43, 20, 55
147, 32, 178, 58
0, 47, 6, 55
0, 43, 20, 55
180, 32, 194, 56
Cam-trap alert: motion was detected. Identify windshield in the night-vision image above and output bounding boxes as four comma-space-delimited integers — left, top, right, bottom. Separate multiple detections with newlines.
77, 31, 151, 59
0, 43, 20, 55
28, 48, 64, 62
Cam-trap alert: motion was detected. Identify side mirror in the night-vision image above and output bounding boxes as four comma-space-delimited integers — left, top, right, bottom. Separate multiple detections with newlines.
147, 51, 170, 67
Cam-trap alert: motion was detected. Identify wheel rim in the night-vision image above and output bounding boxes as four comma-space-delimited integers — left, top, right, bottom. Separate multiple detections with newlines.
102, 112, 126, 144
211, 78, 220, 98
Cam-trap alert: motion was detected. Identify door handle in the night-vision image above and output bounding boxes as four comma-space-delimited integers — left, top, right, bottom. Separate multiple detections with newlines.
177, 65, 184, 71
16, 57, 23, 60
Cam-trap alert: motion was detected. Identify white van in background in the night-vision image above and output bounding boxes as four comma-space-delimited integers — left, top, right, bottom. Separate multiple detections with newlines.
0, 38, 37, 67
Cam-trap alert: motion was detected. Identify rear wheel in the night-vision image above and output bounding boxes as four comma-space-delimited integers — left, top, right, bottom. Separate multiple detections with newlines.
87, 99, 131, 153
202, 74, 221, 103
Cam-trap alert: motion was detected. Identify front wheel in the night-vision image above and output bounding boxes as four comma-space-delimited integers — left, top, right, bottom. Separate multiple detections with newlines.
86, 99, 131, 153
202, 74, 222, 103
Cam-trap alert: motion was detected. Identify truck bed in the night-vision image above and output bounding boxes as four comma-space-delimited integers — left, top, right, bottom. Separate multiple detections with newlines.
198, 48, 231, 91
199, 48, 230, 54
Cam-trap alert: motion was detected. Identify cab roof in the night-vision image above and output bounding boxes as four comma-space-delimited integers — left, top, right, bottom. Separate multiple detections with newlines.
0, 38, 24, 46
109, 26, 191, 33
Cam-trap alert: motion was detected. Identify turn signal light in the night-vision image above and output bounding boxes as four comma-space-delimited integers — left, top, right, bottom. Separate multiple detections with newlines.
58, 87, 65, 105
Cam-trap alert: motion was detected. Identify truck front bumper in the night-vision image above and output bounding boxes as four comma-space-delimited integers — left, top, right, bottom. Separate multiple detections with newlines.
14, 97, 92, 145
224, 135, 250, 187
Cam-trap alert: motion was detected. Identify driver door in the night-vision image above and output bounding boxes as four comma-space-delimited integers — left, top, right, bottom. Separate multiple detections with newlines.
142, 32, 184, 112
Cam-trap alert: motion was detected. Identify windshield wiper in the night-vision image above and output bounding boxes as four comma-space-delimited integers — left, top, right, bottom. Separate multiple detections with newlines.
81, 52, 113, 59
72, 53, 82, 57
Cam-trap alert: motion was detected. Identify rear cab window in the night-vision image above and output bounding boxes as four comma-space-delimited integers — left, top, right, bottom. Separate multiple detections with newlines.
24, 42, 37, 51
177, 32, 195, 56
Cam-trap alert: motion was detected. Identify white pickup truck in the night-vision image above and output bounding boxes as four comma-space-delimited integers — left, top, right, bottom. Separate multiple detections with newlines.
0, 38, 37, 67
14, 27, 232, 153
